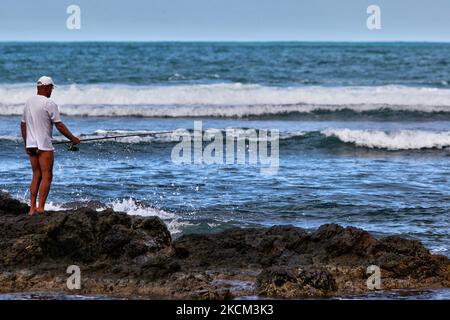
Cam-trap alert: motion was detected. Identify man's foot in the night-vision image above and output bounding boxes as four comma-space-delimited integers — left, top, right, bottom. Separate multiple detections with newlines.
29, 206, 37, 216
36, 208, 45, 215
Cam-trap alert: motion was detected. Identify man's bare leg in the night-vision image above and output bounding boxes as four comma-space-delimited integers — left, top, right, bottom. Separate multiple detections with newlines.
29, 154, 41, 215
36, 151, 54, 213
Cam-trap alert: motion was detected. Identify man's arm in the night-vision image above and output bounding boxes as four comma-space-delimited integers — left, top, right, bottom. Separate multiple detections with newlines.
55, 122, 80, 145
20, 121, 32, 155
20, 122, 26, 145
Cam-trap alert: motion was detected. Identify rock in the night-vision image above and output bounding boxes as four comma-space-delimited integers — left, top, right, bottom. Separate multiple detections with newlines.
0, 192, 448, 299
0, 191, 29, 215
173, 226, 311, 269
257, 266, 338, 297
0, 194, 172, 268
171, 223, 449, 297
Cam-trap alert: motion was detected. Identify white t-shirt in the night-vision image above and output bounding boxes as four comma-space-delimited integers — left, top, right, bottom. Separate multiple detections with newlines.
21, 95, 62, 151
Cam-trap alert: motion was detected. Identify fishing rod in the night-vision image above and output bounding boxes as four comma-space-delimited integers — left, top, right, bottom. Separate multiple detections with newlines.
54, 130, 174, 151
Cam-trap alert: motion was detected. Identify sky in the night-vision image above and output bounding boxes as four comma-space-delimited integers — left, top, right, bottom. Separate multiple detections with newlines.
0, 0, 449, 41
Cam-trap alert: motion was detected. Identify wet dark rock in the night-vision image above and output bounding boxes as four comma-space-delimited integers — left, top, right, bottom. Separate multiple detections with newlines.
173, 226, 311, 269
0, 195, 171, 267
0, 191, 29, 216
257, 266, 338, 297
0, 192, 448, 299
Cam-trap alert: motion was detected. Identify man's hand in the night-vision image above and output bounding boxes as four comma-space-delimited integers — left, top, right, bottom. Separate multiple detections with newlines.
25, 147, 31, 155
55, 122, 80, 145
71, 137, 81, 145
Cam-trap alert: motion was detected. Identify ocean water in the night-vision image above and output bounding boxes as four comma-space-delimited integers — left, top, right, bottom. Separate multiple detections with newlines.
0, 42, 449, 259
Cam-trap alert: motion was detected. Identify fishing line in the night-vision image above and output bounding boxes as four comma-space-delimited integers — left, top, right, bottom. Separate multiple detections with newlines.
54, 130, 174, 151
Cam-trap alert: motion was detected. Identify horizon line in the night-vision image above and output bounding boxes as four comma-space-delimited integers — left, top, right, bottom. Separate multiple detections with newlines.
1, 39, 450, 43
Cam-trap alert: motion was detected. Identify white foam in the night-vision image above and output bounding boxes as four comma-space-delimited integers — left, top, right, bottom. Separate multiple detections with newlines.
1, 83, 450, 117
91, 129, 174, 143
14, 196, 185, 234
280, 131, 306, 140
322, 128, 450, 150
44, 201, 67, 211
105, 198, 185, 234
106, 198, 175, 219
0, 135, 21, 142
61, 198, 185, 234
431, 247, 448, 254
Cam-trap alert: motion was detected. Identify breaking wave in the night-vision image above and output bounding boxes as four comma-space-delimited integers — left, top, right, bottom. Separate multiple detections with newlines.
1, 83, 450, 118
322, 129, 450, 150
2, 128, 449, 151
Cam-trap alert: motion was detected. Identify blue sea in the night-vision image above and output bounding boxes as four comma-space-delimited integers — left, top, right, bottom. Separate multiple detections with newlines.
0, 42, 449, 259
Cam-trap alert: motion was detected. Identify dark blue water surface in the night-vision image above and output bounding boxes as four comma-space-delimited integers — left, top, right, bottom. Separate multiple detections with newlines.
1, 42, 450, 87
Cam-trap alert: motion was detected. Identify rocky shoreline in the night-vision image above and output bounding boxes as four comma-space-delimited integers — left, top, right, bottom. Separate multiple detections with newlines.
0, 192, 449, 299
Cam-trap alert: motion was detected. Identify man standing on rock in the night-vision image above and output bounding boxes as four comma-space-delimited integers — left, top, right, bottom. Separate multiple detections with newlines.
20, 76, 80, 215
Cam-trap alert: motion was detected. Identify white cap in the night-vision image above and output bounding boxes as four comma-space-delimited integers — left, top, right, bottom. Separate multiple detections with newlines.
37, 76, 55, 87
